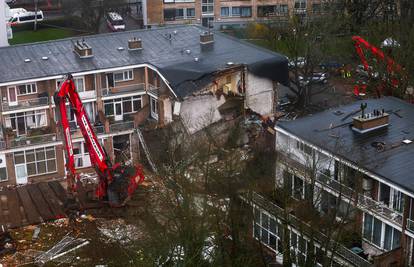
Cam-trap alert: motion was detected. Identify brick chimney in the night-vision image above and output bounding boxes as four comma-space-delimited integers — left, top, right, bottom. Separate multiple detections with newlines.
74, 39, 93, 58
128, 37, 142, 50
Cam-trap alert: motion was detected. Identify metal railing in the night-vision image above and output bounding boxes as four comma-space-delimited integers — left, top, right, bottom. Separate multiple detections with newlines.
358, 194, 403, 226
9, 133, 57, 148
148, 84, 159, 97
101, 83, 145, 98
248, 192, 373, 267
2, 96, 49, 112
316, 171, 355, 199
109, 121, 135, 132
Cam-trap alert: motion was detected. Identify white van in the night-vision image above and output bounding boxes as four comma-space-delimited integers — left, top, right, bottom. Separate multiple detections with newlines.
106, 12, 125, 32
8, 8, 44, 26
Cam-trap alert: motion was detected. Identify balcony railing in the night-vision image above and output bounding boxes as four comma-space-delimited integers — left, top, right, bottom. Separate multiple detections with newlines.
317, 171, 355, 199
101, 83, 145, 98
8, 133, 57, 148
248, 192, 373, 267
148, 84, 159, 97
2, 96, 49, 112
358, 194, 403, 226
109, 121, 135, 132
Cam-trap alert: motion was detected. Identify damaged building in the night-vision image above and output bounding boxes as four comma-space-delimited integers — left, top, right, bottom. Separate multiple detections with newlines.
0, 25, 288, 186
252, 97, 414, 266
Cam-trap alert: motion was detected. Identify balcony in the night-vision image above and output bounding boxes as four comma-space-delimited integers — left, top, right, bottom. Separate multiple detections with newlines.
8, 133, 58, 149
101, 83, 145, 98
247, 192, 373, 267
317, 171, 355, 199
148, 84, 159, 97
358, 194, 403, 226
2, 96, 49, 112
109, 121, 135, 132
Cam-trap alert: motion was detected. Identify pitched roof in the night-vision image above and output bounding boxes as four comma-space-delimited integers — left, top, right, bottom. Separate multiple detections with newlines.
0, 25, 288, 98
277, 97, 414, 194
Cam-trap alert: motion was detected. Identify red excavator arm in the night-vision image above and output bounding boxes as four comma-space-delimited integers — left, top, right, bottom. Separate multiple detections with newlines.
55, 75, 145, 206
352, 36, 402, 96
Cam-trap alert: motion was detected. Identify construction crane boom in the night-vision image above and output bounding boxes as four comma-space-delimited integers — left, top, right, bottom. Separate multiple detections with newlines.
55, 75, 145, 206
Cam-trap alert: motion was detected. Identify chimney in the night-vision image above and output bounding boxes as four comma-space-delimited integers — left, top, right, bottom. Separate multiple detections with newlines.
200, 31, 214, 51
200, 31, 214, 45
74, 39, 93, 58
128, 37, 142, 51
352, 104, 389, 133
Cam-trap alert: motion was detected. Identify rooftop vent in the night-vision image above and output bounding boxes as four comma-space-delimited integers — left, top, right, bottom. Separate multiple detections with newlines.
352, 103, 389, 133
200, 31, 214, 51
74, 40, 93, 58
24, 58, 31, 63
128, 37, 142, 51
42, 56, 48, 60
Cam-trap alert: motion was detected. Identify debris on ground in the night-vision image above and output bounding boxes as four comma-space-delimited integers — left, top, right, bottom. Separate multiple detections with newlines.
97, 218, 144, 245
10, 234, 89, 266
0, 231, 16, 257
32, 227, 41, 242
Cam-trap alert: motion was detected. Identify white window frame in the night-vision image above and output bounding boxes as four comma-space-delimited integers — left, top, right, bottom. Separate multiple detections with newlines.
14, 146, 57, 178
17, 83, 37, 96
362, 213, 401, 251
104, 96, 142, 117
113, 70, 134, 83
56, 77, 85, 92
150, 97, 158, 120
5, 110, 47, 135
202, 0, 214, 15
73, 141, 91, 168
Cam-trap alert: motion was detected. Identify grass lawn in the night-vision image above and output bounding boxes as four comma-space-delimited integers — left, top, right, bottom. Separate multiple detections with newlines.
9, 28, 76, 45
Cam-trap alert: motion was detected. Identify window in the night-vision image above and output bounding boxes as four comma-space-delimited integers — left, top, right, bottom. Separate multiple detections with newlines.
104, 96, 142, 117
253, 207, 279, 252
164, 9, 175, 21
175, 8, 184, 19
186, 8, 195, 18
296, 140, 312, 155
241, 7, 252, 17
221, 7, 229, 17
231, 7, 240, 16
363, 213, 401, 250
0, 167, 7, 182
379, 183, 390, 205
202, 0, 214, 14
113, 70, 133, 83
73, 142, 91, 168
5, 110, 47, 134
56, 77, 85, 92
14, 146, 56, 177
258, 5, 278, 17
293, 175, 305, 200
17, 83, 37, 95
295, 0, 306, 9
151, 97, 158, 119
280, 5, 288, 13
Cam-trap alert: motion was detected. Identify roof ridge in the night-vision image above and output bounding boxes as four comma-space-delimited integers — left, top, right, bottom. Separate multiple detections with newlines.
0, 24, 198, 50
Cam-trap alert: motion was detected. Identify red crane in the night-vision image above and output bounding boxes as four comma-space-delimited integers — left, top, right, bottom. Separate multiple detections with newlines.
55, 75, 145, 206
352, 36, 402, 96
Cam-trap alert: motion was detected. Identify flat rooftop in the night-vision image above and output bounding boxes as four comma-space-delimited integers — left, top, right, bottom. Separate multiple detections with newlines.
0, 25, 288, 98
278, 97, 414, 194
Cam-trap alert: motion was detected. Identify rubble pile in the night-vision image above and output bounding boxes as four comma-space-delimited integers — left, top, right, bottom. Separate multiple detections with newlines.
97, 218, 144, 246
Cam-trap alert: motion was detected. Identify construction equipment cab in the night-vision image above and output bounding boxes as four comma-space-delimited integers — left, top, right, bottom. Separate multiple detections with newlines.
54, 75, 144, 206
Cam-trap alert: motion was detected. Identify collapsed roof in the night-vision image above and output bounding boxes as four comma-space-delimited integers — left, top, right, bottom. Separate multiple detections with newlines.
0, 25, 289, 99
